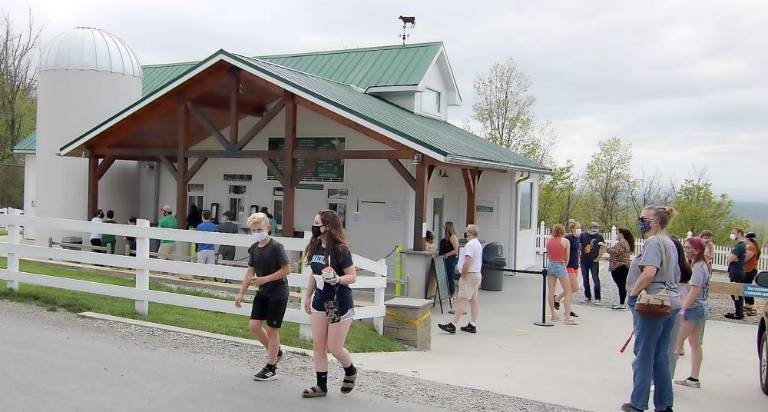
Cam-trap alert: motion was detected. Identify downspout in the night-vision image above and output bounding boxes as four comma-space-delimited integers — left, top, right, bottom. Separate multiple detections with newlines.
512, 172, 531, 270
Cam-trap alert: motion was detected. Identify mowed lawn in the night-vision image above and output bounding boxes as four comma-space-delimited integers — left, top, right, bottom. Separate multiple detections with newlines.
0, 257, 404, 352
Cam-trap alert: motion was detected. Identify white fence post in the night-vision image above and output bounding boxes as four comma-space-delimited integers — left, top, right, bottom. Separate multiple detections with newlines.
373, 259, 387, 335
135, 219, 150, 315
299, 264, 312, 341
5, 208, 20, 292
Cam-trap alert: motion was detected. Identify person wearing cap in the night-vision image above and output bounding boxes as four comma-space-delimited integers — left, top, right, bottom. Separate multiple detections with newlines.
157, 205, 178, 260
744, 232, 762, 315
579, 222, 607, 304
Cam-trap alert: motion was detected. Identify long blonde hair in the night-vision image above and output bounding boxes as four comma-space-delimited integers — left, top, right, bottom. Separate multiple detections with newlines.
444, 221, 457, 240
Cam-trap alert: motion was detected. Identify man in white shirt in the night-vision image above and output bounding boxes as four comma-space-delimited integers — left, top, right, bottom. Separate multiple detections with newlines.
439, 224, 483, 334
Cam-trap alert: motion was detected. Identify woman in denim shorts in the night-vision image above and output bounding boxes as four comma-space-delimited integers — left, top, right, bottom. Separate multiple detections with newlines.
546, 224, 578, 325
674, 237, 711, 388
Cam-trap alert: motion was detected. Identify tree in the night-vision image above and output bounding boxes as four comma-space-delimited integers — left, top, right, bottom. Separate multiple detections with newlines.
669, 172, 748, 244
584, 137, 634, 227
538, 160, 578, 225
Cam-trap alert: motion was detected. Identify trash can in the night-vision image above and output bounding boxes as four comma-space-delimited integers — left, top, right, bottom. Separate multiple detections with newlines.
481, 242, 506, 291
60, 236, 83, 250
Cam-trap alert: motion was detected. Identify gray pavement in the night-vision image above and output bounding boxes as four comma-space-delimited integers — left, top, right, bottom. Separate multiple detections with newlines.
0, 311, 438, 412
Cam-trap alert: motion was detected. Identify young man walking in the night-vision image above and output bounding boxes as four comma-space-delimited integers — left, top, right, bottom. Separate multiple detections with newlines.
579, 222, 606, 304
235, 213, 290, 381
438, 224, 483, 334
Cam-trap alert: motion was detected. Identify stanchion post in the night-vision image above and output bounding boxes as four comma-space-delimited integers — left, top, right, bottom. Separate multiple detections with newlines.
534, 251, 553, 327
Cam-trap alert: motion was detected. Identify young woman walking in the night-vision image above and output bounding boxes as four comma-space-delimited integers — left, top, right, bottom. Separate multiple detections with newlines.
608, 228, 634, 310
555, 221, 581, 317
439, 221, 460, 302
302, 210, 358, 398
546, 224, 578, 325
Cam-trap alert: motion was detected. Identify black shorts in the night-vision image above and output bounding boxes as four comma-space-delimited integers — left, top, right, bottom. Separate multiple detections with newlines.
250, 293, 288, 329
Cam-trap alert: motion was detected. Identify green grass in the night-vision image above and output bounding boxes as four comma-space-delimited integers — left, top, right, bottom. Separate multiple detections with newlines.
0, 257, 405, 352
0, 229, 7, 236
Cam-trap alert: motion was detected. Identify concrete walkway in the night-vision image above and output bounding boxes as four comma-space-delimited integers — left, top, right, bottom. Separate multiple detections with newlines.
0, 310, 438, 412
355, 274, 765, 411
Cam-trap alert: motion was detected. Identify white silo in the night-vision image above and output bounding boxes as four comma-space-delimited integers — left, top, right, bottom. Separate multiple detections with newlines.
34, 27, 142, 245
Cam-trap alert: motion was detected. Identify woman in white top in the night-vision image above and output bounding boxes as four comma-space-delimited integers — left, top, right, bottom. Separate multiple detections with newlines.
89, 209, 105, 252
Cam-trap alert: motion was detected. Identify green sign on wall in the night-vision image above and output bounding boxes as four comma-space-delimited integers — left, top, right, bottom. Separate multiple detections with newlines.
268, 137, 345, 182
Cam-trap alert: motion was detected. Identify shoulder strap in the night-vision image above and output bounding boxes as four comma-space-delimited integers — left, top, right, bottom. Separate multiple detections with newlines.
657, 234, 670, 290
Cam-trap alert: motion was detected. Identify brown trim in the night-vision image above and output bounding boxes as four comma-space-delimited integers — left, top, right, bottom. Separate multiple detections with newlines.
427, 165, 435, 182
388, 159, 416, 191
186, 102, 231, 150
184, 157, 208, 184
96, 147, 410, 160
413, 163, 428, 251
282, 92, 297, 236
229, 68, 240, 145
87, 155, 98, 217
159, 156, 177, 179
462, 168, 480, 225
292, 159, 319, 186
294, 149, 411, 159
95, 156, 116, 180
237, 98, 285, 150
176, 105, 189, 229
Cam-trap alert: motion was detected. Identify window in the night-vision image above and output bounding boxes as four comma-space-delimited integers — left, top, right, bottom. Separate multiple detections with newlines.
228, 185, 247, 222
267, 138, 345, 183
188, 183, 204, 213
423, 88, 441, 114
519, 182, 532, 230
224, 174, 252, 182
188, 183, 204, 192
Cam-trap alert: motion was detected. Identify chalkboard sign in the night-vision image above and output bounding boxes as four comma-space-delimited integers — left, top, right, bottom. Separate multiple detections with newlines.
432, 255, 452, 313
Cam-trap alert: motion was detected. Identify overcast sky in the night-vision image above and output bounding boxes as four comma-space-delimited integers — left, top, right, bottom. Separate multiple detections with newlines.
4, 0, 767, 202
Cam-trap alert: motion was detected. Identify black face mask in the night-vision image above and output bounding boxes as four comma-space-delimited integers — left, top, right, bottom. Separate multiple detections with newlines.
311, 225, 323, 238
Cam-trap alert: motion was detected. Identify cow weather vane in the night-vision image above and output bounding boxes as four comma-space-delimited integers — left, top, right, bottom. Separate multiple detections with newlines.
398, 16, 415, 45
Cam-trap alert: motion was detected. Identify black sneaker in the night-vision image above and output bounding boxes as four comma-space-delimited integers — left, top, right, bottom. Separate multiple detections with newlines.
253, 366, 277, 381
570, 312, 579, 318
554, 301, 560, 310
460, 323, 477, 334
724, 313, 744, 320
438, 322, 456, 334
620, 403, 642, 412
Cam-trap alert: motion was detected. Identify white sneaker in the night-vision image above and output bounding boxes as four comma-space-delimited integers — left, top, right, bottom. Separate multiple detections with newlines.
674, 378, 700, 388
593, 300, 601, 305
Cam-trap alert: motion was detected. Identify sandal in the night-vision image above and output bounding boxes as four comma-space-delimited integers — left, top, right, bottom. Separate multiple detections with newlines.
302, 386, 327, 398
341, 373, 357, 394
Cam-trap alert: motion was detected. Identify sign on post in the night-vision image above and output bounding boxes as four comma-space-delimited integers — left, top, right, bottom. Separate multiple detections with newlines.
743, 284, 768, 299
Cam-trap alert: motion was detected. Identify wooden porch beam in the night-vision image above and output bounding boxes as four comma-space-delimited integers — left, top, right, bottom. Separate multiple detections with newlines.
95, 156, 116, 180
176, 104, 189, 229
292, 159, 319, 187
237, 98, 285, 150
186, 102, 232, 151
388, 159, 416, 191
159, 156, 177, 180
413, 163, 428, 251
293, 149, 411, 159
229, 68, 240, 145
428, 165, 435, 182
282, 92, 297, 237
184, 157, 208, 185
462, 168, 479, 225
87, 155, 98, 217
261, 158, 286, 187
95, 148, 411, 160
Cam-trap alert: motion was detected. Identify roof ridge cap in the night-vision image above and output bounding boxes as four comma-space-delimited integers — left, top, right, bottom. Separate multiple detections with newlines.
238, 54, 364, 91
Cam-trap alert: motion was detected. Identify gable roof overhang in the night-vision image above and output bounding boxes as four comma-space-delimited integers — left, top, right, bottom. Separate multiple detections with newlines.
59, 49, 549, 174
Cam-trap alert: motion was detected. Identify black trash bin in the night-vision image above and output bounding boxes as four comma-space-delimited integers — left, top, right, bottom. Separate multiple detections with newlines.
60, 236, 83, 250
481, 242, 506, 291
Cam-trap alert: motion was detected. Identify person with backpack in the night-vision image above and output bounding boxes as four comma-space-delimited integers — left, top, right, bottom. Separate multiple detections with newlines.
744, 232, 762, 316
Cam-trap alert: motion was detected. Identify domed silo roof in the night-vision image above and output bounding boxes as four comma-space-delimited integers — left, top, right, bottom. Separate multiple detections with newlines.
40, 27, 142, 78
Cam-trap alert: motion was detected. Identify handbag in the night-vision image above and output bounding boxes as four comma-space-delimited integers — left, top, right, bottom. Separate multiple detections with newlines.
324, 286, 341, 324
635, 235, 672, 317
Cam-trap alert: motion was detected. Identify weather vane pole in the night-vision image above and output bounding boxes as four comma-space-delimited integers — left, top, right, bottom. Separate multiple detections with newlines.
398, 16, 415, 45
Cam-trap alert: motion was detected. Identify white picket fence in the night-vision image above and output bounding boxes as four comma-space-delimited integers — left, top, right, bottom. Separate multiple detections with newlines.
0, 209, 387, 334
536, 221, 768, 272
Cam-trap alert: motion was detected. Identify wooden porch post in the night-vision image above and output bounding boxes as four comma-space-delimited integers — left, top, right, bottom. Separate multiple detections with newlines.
176, 103, 189, 229
87, 154, 98, 218
413, 162, 428, 251
463, 169, 478, 225
282, 92, 297, 237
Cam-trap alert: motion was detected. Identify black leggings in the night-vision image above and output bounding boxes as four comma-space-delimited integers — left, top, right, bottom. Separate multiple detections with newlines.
745, 269, 757, 306
611, 265, 629, 305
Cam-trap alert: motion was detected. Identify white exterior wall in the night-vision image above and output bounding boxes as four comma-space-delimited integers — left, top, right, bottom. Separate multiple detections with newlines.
34, 70, 141, 245
416, 58, 452, 120
22, 154, 36, 240
371, 91, 416, 112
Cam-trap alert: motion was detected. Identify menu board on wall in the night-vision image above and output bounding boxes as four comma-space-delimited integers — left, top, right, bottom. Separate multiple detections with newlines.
268, 137, 345, 182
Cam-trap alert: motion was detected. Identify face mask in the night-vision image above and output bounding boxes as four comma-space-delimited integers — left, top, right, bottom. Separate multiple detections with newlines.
638, 218, 652, 235
575, 229, 582, 236
311, 225, 323, 238
729, 233, 737, 241
252, 231, 268, 243
589, 228, 598, 235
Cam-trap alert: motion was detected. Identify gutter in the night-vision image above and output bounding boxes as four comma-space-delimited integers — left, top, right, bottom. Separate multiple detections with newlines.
444, 155, 550, 175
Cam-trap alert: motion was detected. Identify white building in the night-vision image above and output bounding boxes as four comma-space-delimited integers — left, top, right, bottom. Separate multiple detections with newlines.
15, 27, 549, 269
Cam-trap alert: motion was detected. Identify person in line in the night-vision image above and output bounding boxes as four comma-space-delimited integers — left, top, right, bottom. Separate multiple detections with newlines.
125, 216, 137, 256
89, 209, 105, 252
725, 227, 747, 320
555, 221, 581, 318
439, 221, 460, 304
187, 204, 202, 229
438, 224, 483, 334
546, 224, 578, 325
101, 210, 117, 254
424, 230, 437, 252
216, 211, 238, 264
195, 210, 218, 280
302, 210, 358, 398
260, 207, 277, 235
234, 212, 290, 381
157, 205, 178, 260
580, 222, 606, 304
674, 236, 711, 389
608, 228, 634, 310
622, 205, 682, 412
699, 230, 715, 265
744, 232, 761, 316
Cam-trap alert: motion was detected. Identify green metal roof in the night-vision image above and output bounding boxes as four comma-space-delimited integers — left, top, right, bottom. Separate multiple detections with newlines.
12, 130, 36, 153
18, 42, 446, 153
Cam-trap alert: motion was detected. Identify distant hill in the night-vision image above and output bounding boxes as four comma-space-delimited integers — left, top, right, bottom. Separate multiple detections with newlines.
732, 201, 768, 226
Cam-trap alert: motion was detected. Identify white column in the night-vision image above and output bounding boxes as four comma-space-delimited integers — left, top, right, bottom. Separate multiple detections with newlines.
373, 259, 386, 335
299, 265, 313, 341
6, 208, 21, 292
135, 219, 150, 315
